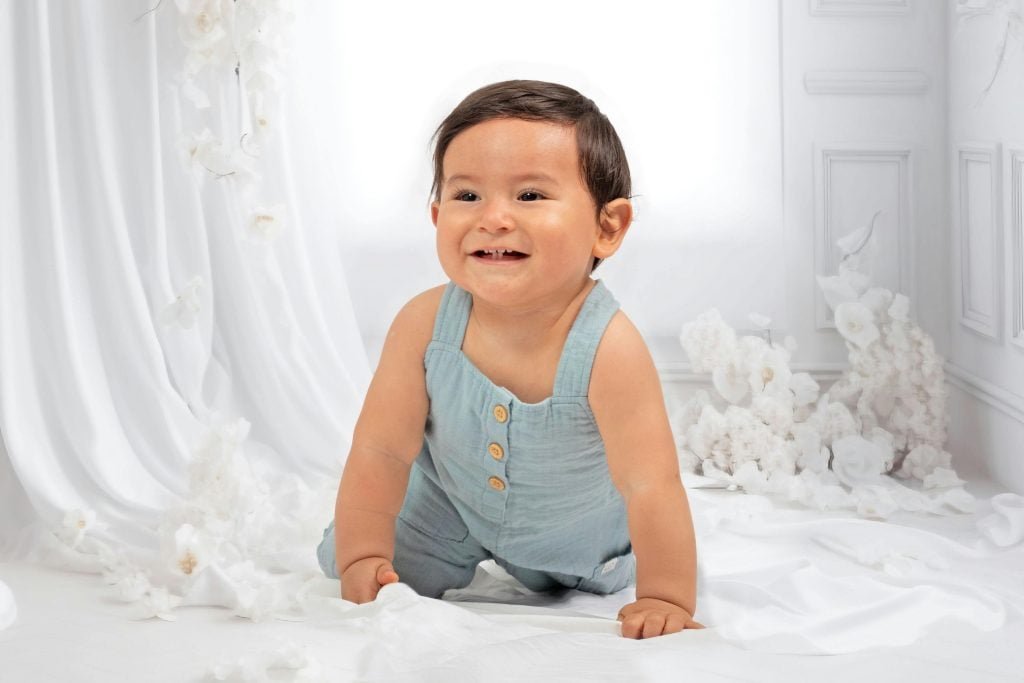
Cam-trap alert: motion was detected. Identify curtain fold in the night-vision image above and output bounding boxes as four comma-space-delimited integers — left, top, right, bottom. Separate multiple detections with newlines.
0, 0, 370, 558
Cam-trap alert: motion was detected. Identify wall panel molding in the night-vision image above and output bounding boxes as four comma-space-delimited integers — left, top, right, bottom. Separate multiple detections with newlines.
809, 0, 910, 16
1009, 147, 1024, 350
946, 362, 1024, 426
804, 70, 929, 95
955, 143, 1002, 341
814, 144, 914, 329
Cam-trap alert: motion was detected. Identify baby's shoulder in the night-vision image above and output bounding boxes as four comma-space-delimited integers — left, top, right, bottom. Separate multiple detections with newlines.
384, 285, 446, 352
591, 310, 658, 394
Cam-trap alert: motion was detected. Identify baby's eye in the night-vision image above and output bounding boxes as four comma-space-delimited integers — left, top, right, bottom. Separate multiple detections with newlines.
518, 190, 543, 202
454, 191, 479, 202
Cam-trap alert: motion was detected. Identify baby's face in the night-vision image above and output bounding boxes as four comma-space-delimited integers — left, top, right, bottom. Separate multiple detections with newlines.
432, 118, 609, 310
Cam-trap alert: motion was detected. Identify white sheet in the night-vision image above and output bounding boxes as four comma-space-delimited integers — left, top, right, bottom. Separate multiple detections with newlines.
4, 480, 1023, 682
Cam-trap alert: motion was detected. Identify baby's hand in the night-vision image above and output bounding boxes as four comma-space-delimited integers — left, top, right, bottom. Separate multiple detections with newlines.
617, 598, 704, 639
340, 557, 400, 603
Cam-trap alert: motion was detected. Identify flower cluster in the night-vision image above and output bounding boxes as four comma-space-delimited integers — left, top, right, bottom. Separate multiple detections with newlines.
175, 0, 293, 146
50, 419, 334, 621
676, 215, 973, 518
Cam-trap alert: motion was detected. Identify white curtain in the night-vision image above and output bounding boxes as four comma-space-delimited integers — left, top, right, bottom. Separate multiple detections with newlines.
0, 0, 368, 557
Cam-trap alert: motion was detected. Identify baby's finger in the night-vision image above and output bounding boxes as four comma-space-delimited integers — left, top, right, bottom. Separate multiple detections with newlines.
376, 563, 399, 587
641, 614, 667, 639
664, 613, 689, 635
620, 614, 645, 639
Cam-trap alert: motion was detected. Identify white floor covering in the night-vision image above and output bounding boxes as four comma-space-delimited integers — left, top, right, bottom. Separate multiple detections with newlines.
2, 478, 1023, 682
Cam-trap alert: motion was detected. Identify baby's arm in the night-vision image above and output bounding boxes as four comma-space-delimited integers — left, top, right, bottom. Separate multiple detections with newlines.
590, 312, 702, 639
333, 288, 440, 603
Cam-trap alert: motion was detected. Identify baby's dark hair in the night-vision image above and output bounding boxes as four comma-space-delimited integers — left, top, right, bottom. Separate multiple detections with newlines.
430, 80, 632, 217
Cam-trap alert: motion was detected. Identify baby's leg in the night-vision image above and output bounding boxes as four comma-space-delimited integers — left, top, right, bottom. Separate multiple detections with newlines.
392, 466, 489, 598
494, 552, 637, 595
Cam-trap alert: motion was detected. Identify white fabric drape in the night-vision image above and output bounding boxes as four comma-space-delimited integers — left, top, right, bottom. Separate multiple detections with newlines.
0, 0, 368, 561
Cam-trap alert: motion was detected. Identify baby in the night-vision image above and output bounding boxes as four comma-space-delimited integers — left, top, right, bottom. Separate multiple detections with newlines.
318, 80, 700, 639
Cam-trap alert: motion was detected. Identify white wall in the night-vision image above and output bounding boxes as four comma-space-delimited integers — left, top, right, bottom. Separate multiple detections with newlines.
946, 1, 1024, 492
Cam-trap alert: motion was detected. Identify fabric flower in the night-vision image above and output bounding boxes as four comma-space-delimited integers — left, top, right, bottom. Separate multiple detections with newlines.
830, 435, 887, 487
248, 204, 287, 239
176, 0, 229, 52
172, 524, 215, 577
834, 302, 879, 349
680, 309, 737, 372
136, 587, 182, 621
59, 508, 97, 548
160, 276, 203, 329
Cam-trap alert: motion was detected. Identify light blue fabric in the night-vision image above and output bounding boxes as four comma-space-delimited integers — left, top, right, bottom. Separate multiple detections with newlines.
319, 280, 634, 597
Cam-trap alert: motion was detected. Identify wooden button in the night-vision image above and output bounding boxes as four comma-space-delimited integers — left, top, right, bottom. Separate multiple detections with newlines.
488, 476, 506, 491
492, 405, 508, 423
488, 443, 505, 460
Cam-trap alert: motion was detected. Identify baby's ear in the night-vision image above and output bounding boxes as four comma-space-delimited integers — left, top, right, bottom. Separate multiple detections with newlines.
593, 198, 633, 260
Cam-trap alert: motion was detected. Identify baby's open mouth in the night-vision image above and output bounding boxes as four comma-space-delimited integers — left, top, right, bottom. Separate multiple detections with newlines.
473, 249, 528, 261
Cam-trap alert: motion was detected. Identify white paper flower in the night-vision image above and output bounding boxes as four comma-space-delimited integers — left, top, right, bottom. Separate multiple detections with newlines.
248, 204, 287, 240
855, 485, 900, 519
932, 487, 976, 514
751, 395, 794, 435
160, 275, 203, 329
922, 467, 966, 490
680, 309, 737, 372
788, 372, 820, 407
834, 302, 880, 349
899, 444, 952, 480
712, 360, 749, 404
830, 435, 887, 487
888, 293, 910, 321
731, 461, 769, 493
172, 524, 215, 577
112, 569, 151, 602
748, 346, 792, 397
791, 423, 824, 471
858, 287, 893, 316
817, 274, 859, 311
136, 587, 182, 621
59, 508, 97, 548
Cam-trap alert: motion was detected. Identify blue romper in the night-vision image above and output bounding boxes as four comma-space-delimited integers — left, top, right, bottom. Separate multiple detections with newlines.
318, 280, 635, 597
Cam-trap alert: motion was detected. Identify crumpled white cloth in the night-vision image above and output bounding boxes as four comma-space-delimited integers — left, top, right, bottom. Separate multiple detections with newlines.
0, 579, 15, 630
977, 493, 1024, 547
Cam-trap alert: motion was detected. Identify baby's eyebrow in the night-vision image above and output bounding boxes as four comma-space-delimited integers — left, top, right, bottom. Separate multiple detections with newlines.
444, 173, 560, 186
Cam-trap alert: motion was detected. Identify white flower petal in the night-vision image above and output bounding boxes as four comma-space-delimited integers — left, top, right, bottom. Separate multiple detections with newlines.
834, 302, 879, 349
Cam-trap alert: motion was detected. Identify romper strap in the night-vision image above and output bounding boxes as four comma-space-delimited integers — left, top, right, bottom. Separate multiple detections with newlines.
431, 281, 472, 348
552, 280, 620, 398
